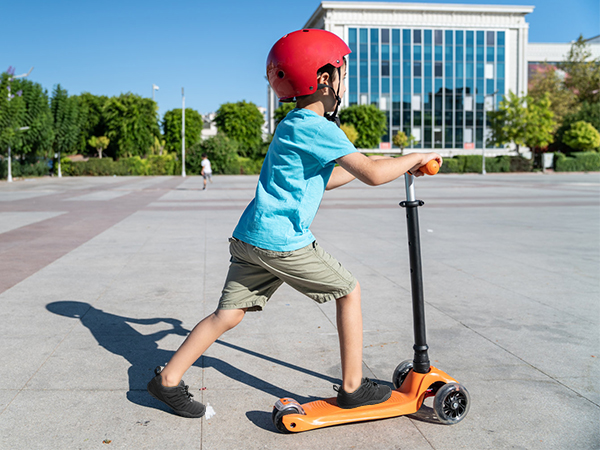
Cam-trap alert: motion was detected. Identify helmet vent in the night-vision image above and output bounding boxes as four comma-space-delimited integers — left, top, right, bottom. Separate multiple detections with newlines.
277, 71, 285, 79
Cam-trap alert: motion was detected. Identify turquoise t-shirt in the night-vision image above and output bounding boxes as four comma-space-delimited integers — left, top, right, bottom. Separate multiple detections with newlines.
233, 109, 357, 251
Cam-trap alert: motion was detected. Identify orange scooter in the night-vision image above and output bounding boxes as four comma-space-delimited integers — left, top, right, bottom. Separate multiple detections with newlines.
272, 160, 470, 433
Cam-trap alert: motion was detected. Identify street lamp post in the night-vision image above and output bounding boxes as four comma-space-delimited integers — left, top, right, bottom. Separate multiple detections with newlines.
152, 84, 159, 102
181, 87, 186, 177
482, 90, 499, 175
5, 66, 33, 183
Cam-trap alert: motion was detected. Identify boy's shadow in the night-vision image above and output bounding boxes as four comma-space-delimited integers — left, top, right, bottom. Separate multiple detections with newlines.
46, 301, 338, 416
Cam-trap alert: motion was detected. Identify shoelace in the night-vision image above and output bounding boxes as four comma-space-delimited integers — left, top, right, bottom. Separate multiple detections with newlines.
180, 384, 194, 400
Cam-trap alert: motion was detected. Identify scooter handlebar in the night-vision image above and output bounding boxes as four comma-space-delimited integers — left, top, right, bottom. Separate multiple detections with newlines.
419, 159, 440, 176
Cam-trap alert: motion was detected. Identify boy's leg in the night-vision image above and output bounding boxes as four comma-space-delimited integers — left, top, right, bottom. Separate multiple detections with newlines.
335, 281, 392, 408
336, 282, 363, 393
160, 308, 246, 387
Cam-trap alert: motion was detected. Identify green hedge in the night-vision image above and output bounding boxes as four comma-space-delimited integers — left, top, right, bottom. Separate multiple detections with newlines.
0, 159, 51, 178
60, 154, 181, 176
555, 152, 600, 172
439, 155, 530, 173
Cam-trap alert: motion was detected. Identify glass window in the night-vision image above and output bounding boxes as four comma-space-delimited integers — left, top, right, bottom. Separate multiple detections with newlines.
466, 31, 474, 46
435, 62, 443, 77
382, 61, 390, 77
424, 61, 432, 77
349, 28, 357, 45
414, 62, 422, 77
414, 78, 422, 93
445, 62, 453, 77
382, 77, 390, 93
456, 30, 464, 45
414, 45, 422, 61
435, 78, 443, 93
477, 63, 484, 78
392, 111, 400, 126
464, 95, 473, 111
456, 46, 463, 61
486, 31, 495, 46
403, 45, 411, 61
497, 79, 505, 94
382, 28, 390, 44
498, 31, 505, 46
456, 127, 463, 144
435, 46, 443, 61
445, 127, 453, 148
424, 29, 432, 45
412, 95, 421, 110
403, 61, 411, 76
466, 46, 474, 61
424, 45, 432, 61
424, 127, 432, 146
435, 30, 443, 45
497, 46, 505, 62
403, 78, 411, 93
477, 46, 484, 62
456, 62, 464, 78
466, 62, 474, 79
371, 28, 379, 43
445, 45, 453, 61
466, 111, 473, 126
403, 111, 411, 125
403, 29, 411, 44
464, 128, 473, 143
486, 79, 495, 94
382, 44, 390, 61
487, 47, 495, 62
393, 77, 400, 93
414, 112, 422, 127
414, 29, 422, 44
476, 31, 484, 46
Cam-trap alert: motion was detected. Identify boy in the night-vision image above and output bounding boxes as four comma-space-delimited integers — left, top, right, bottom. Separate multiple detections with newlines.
147, 29, 442, 418
201, 153, 212, 190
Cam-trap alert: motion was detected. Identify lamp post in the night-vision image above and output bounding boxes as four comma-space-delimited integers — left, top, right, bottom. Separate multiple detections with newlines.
152, 84, 159, 102
181, 87, 186, 177
482, 90, 499, 175
5, 66, 33, 182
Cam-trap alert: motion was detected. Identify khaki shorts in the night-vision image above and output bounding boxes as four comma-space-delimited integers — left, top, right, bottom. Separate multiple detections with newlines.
218, 238, 357, 311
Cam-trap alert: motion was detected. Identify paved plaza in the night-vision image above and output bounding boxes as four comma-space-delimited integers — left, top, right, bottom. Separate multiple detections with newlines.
0, 173, 598, 449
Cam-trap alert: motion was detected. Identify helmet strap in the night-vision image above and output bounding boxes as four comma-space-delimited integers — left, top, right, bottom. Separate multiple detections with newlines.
318, 66, 342, 127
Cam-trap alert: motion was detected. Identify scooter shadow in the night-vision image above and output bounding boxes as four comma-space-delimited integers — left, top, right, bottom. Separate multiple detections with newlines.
45, 301, 337, 416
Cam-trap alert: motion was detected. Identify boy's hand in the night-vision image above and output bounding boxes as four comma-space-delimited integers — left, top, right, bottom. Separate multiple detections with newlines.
411, 153, 443, 177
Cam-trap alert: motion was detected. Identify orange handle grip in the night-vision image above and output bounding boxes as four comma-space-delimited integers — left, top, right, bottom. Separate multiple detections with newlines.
419, 159, 440, 176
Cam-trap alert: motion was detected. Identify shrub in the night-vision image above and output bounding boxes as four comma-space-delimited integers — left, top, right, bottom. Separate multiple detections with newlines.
555, 152, 600, 172
0, 158, 51, 178
223, 156, 264, 175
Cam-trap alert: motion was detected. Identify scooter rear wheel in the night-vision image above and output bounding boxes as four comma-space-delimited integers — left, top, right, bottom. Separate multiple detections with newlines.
272, 406, 302, 433
433, 382, 470, 425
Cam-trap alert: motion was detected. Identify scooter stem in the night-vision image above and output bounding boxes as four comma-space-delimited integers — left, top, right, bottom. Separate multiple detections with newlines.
401, 174, 430, 374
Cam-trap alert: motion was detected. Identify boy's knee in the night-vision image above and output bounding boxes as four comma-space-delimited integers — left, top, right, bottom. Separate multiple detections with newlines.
214, 308, 246, 330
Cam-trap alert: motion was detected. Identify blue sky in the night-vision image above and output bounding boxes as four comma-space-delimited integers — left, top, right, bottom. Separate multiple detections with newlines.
3, 0, 599, 119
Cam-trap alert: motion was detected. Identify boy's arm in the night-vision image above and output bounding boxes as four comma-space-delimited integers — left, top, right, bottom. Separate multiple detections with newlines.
335, 152, 442, 186
326, 155, 393, 190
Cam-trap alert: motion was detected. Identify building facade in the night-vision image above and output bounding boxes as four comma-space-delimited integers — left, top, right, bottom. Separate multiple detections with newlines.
266, 2, 542, 154
301, 2, 534, 153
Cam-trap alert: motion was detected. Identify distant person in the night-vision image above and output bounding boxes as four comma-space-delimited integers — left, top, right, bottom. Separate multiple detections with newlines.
147, 29, 442, 418
201, 154, 212, 190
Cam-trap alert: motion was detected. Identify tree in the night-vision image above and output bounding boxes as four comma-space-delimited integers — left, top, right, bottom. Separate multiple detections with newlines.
88, 136, 110, 158
0, 71, 27, 161
187, 134, 239, 175
563, 121, 600, 152
274, 103, 296, 127
560, 36, 600, 104
488, 91, 555, 154
555, 101, 600, 151
340, 123, 358, 145
214, 101, 264, 158
339, 104, 387, 149
51, 85, 81, 176
103, 93, 160, 158
524, 93, 555, 152
74, 93, 108, 157
162, 108, 203, 154
392, 131, 416, 154
528, 64, 577, 131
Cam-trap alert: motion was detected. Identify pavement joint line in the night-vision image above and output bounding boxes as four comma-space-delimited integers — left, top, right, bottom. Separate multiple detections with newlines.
449, 315, 600, 409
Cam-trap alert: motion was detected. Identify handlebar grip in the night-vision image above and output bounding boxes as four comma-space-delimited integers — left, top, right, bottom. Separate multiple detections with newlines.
419, 160, 440, 176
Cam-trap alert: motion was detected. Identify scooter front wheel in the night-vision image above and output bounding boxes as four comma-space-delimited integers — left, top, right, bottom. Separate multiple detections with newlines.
433, 382, 470, 425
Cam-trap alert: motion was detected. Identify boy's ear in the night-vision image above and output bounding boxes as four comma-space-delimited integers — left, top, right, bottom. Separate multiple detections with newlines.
317, 71, 331, 86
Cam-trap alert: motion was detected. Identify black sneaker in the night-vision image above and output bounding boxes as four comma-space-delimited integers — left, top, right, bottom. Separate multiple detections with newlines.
147, 366, 206, 418
335, 378, 392, 409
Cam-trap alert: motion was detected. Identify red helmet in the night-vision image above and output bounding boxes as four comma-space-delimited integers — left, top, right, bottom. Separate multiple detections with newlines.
267, 29, 351, 102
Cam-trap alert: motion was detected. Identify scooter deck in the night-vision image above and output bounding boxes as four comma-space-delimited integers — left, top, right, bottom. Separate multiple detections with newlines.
281, 366, 457, 432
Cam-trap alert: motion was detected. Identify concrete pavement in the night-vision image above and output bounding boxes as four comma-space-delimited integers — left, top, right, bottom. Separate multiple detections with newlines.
0, 173, 598, 449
